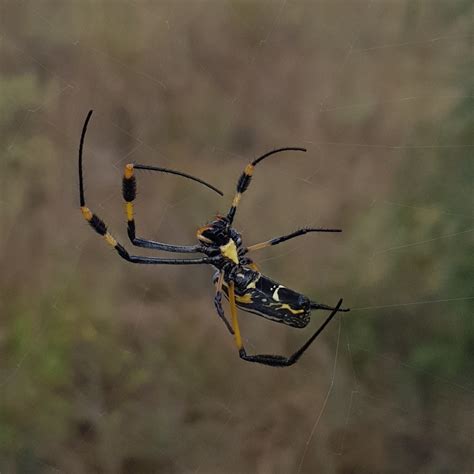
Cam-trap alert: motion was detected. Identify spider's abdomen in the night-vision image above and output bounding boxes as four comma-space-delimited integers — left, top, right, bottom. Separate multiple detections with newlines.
222, 270, 311, 328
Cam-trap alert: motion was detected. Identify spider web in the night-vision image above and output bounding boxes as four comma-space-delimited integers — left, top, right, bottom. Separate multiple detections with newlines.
0, 1, 473, 473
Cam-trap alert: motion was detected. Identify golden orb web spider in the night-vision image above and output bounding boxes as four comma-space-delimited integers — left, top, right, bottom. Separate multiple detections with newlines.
78, 110, 349, 367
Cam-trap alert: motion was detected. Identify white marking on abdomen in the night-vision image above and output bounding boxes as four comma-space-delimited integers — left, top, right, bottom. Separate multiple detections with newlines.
272, 285, 283, 301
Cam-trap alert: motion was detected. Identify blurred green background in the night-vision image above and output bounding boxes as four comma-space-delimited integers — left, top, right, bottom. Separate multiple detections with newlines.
1, 1, 473, 473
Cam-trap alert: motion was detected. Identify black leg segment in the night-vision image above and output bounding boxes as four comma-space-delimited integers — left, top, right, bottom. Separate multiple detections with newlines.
122, 162, 219, 254
78, 110, 216, 266
245, 227, 342, 253
226, 147, 306, 224
238, 299, 344, 367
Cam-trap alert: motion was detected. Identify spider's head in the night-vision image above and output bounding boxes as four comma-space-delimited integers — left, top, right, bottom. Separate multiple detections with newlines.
197, 216, 243, 264
196, 215, 230, 247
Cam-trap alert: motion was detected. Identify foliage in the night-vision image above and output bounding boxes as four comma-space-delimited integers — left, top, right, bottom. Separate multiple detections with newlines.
0, 1, 472, 472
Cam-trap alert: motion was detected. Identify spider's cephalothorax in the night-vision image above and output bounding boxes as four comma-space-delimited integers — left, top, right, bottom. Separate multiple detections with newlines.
78, 110, 349, 367
197, 216, 244, 264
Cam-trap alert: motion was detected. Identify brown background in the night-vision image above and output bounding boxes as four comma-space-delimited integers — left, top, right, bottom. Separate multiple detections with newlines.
1, 1, 473, 473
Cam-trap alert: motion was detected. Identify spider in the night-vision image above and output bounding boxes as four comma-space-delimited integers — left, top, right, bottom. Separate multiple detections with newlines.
79, 110, 349, 367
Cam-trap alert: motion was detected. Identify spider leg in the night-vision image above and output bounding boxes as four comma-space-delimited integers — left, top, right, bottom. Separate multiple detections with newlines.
80, 206, 214, 265
79, 111, 214, 266
245, 227, 342, 253
226, 147, 306, 224
311, 302, 350, 312
213, 272, 234, 334
228, 281, 343, 367
122, 163, 204, 253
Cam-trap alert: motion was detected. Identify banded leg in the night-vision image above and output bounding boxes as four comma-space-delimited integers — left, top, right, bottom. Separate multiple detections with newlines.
80, 206, 214, 265
122, 163, 203, 253
226, 147, 307, 224
311, 302, 350, 313
245, 227, 342, 253
229, 281, 343, 367
213, 272, 234, 334
79, 110, 214, 266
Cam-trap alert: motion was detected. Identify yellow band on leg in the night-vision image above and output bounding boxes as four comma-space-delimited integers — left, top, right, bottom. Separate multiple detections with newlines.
232, 192, 242, 208
125, 202, 134, 221
246, 241, 271, 252
124, 163, 134, 179
81, 206, 93, 221
229, 282, 243, 350
104, 232, 117, 247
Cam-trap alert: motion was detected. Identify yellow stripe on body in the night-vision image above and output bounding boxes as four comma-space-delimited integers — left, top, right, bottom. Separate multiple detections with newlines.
235, 293, 253, 304
279, 303, 305, 315
220, 239, 239, 264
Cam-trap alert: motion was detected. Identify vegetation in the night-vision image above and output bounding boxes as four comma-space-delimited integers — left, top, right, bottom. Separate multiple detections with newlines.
0, 1, 472, 472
